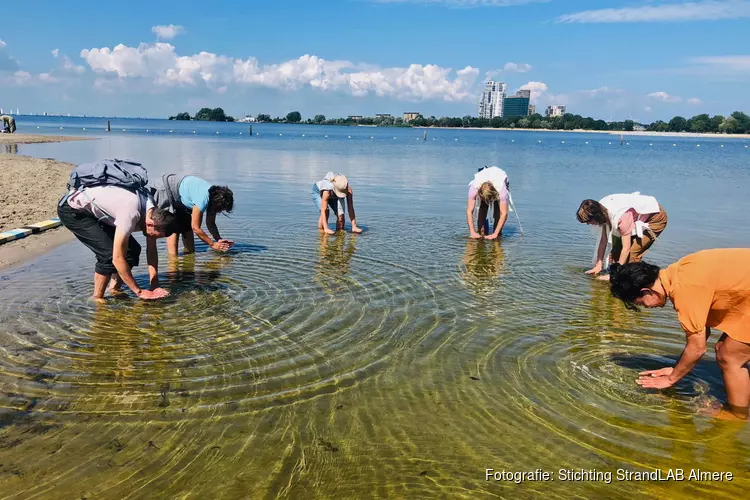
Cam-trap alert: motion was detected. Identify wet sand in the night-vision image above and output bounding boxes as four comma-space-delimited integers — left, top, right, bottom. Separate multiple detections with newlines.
0, 154, 77, 269
0, 133, 95, 145
0, 227, 73, 269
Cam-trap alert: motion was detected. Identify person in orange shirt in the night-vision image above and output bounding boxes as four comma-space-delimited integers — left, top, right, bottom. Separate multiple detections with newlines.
609, 248, 750, 420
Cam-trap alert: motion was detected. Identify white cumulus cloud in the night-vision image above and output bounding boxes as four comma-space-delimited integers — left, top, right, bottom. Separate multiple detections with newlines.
519, 81, 548, 102
152, 24, 186, 41
557, 0, 750, 23
647, 91, 682, 103
51, 48, 60, 58
80, 42, 481, 102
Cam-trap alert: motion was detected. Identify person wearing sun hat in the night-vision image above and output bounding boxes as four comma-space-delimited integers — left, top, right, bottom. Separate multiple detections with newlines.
312, 172, 363, 234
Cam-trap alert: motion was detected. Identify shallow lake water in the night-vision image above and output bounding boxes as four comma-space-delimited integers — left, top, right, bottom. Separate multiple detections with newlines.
1, 123, 749, 498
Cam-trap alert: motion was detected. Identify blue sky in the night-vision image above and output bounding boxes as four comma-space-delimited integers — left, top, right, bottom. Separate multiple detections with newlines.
1, 0, 748, 121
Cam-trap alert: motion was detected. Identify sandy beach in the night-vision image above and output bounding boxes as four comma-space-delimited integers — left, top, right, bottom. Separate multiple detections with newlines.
0, 154, 77, 269
0, 154, 75, 232
0, 133, 94, 145
0, 134, 91, 268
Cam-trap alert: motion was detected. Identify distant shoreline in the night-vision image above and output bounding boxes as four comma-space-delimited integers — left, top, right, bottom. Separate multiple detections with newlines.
412, 126, 750, 139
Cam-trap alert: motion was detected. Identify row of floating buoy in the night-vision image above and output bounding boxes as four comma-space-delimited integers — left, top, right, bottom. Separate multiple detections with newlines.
26, 126, 750, 149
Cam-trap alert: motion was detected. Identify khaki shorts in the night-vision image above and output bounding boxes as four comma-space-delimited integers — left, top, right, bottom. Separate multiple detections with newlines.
612, 206, 668, 263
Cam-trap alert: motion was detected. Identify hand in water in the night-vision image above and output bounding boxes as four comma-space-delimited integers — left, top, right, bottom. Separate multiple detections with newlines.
639, 367, 674, 377
138, 288, 170, 300
212, 240, 232, 252
637, 367, 675, 389
469, 232, 482, 240
324, 227, 335, 235
484, 233, 499, 241
585, 263, 603, 275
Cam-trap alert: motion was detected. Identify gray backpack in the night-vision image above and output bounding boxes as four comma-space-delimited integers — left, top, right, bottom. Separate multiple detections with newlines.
68, 159, 149, 193
59, 159, 150, 212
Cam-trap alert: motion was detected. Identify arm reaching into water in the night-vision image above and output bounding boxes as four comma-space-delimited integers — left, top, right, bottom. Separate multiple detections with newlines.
485, 201, 508, 240
637, 328, 709, 389
147, 236, 160, 289
206, 211, 234, 250
585, 226, 608, 274
113, 230, 168, 300
466, 197, 481, 239
191, 207, 231, 252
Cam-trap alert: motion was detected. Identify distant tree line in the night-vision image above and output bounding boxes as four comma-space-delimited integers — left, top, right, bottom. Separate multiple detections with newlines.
646, 112, 750, 134
169, 108, 235, 122
251, 110, 750, 134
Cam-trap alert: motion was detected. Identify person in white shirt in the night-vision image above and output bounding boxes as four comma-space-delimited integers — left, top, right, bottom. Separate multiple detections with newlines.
312, 172, 363, 234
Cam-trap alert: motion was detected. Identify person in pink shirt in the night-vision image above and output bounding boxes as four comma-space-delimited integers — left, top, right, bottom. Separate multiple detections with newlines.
576, 192, 668, 280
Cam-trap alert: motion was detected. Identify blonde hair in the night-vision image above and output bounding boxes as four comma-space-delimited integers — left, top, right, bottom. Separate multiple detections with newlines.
478, 181, 499, 203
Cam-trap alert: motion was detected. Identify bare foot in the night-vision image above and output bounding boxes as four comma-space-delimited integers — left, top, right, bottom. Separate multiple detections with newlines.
352, 226, 363, 234
697, 401, 748, 421
713, 408, 748, 421
596, 274, 610, 281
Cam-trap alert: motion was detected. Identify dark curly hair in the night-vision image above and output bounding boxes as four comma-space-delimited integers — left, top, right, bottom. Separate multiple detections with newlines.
208, 186, 234, 213
576, 199, 609, 225
609, 262, 661, 311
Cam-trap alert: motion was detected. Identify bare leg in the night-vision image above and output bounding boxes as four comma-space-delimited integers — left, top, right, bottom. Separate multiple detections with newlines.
476, 201, 489, 235
318, 208, 331, 231
108, 274, 127, 296
182, 231, 195, 254
167, 233, 180, 257
336, 214, 345, 232
93, 272, 111, 301
346, 189, 362, 233
492, 200, 500, 234
715, 334, 750, 419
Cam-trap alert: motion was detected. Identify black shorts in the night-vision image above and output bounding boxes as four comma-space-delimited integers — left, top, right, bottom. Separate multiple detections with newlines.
175, 207, 193, 234
58, 202, 141, 275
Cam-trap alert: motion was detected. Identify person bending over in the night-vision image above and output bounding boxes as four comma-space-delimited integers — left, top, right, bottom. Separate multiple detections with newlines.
59, 184, 177, 301
577, 192, 667, 280
609, 249, 750, 420
466, 166, 509, 240
153, 174, 234, 256
312, 172, 362, 235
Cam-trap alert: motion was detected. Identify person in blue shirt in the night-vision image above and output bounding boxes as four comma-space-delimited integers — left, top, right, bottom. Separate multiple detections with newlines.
153, 174, 235, 255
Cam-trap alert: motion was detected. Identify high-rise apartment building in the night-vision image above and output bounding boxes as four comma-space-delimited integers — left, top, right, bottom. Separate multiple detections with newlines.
545, 105, 567, 118
478, 81, 507, 120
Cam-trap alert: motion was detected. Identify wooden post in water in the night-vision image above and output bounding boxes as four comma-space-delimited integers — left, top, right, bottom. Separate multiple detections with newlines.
249, 125, 253, 136
107, 120, 111, 132
423, 130, 427, 142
